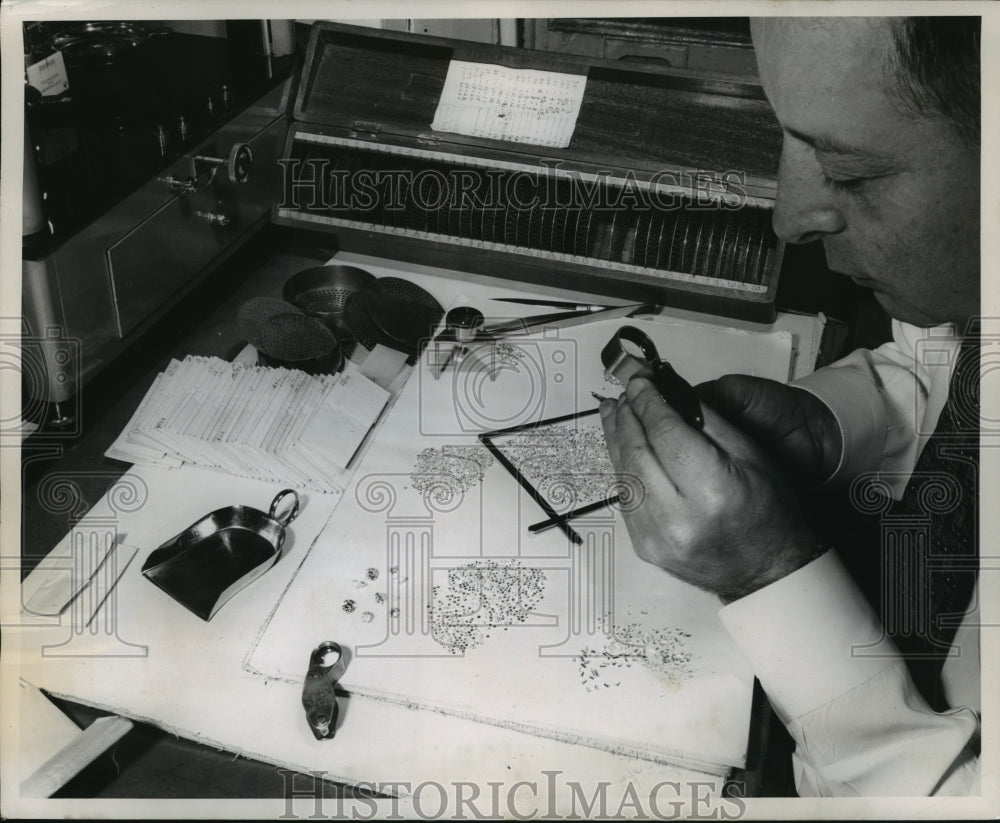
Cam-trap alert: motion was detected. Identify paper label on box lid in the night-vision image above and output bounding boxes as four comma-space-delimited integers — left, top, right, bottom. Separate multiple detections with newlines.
431, 60, 586, 149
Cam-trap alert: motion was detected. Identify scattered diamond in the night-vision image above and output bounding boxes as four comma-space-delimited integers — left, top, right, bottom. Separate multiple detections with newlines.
429, 559, 546, 655
575, 624, 693, 692
411, 445, 494, 500
497, 424, 616, 508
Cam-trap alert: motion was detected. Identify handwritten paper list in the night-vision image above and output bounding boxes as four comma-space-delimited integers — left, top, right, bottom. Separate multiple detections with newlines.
431, 60, 587, 148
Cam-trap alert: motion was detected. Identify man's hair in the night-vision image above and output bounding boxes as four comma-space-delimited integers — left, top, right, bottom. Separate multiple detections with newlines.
888, 17, 981, 143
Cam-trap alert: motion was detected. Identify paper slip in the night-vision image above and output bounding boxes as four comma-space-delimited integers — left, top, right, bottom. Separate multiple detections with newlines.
22, 540, 138, 622
25, 51, 70, 97
432, 60, 586, 148
106, 357, 390, 491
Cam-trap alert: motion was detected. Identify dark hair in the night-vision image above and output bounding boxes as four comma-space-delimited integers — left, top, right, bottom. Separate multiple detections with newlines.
889, 17, 980, 143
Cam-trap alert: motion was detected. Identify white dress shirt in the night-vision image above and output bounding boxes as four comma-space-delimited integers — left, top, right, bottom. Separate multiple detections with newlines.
718, 320, 981, 796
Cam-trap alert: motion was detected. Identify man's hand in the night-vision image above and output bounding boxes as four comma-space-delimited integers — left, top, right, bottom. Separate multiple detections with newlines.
600, 376, 824, 603
697, 375, 842, 487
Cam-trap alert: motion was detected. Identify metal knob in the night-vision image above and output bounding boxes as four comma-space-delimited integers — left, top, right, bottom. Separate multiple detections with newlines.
193, 143, 254, 185
158, 142, 254, 197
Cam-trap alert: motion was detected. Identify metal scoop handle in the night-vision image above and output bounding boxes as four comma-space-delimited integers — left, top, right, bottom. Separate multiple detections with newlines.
269, 489, 300, 527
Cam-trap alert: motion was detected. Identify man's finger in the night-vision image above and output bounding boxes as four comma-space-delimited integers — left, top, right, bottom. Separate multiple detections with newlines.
624, 376, 723, 484
698, 402, 766, 465
599, 398, 622, 466
601, 392, 679, 500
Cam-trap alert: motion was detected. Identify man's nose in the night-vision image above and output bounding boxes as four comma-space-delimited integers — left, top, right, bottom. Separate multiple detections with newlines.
771, 141, 847, 244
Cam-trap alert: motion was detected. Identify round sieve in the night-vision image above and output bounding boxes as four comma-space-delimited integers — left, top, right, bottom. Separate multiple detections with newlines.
343, 291, 391, 352
345, 278, 444, 357
257, 313, 344, 375
237, 297, 303, 350
372, 277, 444, 318
363, 291, 440, 355
283, 265, 376, 339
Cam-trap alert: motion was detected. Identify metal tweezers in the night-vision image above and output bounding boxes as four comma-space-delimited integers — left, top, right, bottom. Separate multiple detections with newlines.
475, 302, 657, 340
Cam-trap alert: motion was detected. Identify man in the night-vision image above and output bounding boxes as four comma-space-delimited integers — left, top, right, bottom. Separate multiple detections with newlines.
600, 17, 981, 796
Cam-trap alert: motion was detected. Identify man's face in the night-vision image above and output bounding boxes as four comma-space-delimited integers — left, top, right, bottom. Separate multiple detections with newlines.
751, 18, 980, 328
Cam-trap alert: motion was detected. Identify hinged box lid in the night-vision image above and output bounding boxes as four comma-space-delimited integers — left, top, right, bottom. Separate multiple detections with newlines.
277, 22, 786, 323
292, 22, 781, 198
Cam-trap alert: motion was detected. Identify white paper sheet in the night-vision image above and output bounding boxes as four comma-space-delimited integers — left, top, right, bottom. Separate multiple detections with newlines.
244, 308, 794, 771
432, 60, 586, 148
13, 253, 810, 801
105, 357, 389, 491
20, 464, 343, 630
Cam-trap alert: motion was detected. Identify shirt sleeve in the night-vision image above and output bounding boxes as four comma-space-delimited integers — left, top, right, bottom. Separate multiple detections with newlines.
792, 320, 948, 490
719, 550, 980, 796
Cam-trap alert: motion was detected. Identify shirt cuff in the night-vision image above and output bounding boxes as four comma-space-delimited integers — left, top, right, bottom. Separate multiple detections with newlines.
792, 366, 888, 483
718, 550, 898, 720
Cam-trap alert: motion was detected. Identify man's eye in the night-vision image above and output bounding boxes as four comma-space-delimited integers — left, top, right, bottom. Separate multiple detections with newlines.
821, 174, 866, 192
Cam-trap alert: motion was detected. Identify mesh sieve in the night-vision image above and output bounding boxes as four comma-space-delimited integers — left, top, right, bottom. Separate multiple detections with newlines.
237, 297, 303, 349
259, 313, 338, 362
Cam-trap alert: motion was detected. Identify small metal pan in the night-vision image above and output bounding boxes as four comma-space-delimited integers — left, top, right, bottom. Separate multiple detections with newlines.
363, 290, 440, 354
141, 489, 300, 621
344, 291, 384, 351
347, 277, 444, 357
283, 265, 375, 340
257, 313, 345, 375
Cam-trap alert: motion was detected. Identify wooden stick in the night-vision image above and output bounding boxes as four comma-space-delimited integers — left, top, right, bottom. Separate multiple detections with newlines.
20, 715, 134, 798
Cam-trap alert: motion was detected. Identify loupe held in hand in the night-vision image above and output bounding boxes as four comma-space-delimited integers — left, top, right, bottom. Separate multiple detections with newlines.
601, 326, 704, 429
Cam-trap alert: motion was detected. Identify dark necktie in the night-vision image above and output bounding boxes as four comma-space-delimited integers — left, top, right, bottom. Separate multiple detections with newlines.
815, 332, 980, 711
882, 332, 979, 707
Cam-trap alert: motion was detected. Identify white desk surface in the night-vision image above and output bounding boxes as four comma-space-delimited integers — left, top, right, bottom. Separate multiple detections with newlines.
9, 252, 813, 816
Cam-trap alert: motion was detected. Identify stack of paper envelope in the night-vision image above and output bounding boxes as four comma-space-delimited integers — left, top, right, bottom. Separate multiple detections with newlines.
106, 356, 390, 491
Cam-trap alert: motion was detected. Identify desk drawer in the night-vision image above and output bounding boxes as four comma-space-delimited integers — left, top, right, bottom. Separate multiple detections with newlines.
107, 114, 285, 338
